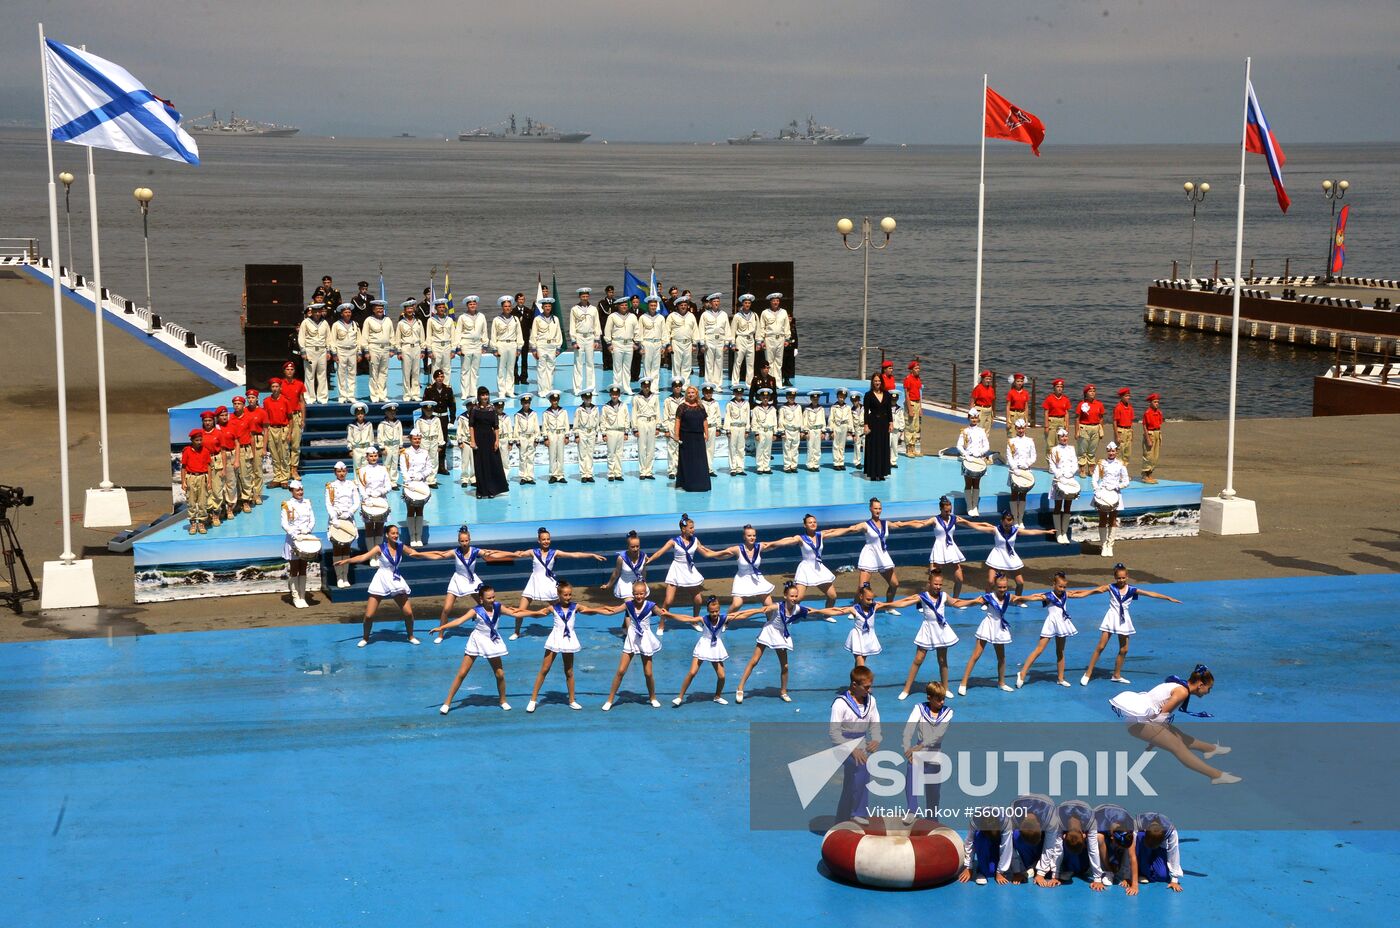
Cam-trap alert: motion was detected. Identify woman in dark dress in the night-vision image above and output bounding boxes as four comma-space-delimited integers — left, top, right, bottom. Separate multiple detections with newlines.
673, 385, 712, 492
863, 373, 894, 481
468, 386, 510, 499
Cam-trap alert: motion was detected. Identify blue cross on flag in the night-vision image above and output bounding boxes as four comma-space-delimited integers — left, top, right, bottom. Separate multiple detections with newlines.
44, 39, 200, 165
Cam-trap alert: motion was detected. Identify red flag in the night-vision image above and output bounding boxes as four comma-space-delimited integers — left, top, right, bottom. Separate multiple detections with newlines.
985, 87, 1045, 156
1331, 204, 1349, 275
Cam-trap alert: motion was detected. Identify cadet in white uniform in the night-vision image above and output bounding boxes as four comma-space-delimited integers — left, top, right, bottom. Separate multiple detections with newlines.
603, 299, 637, 395
667, 297, 698, 386
600, 386, 629, 480
542, 392, 571, 483
280, 481, 317, 608
569, 288, 601, 396
399, 430, 434, 546
414, 400, 444, 488
330, 303, 363, 403
530, 298, 563, 398
453, 296, 488, 399
393, 301, 425, 402
455, 404, 474, 487
512, 395, 541, 484
850, 393, 866, 469
1092, 441, 1132, 557
758, 293, 791, 377
1014, 571, 1103, 689
297, 303, 332, 404
778, 388, 803, 472
324, 462, 362, 589
424, 299, 455, 385
891, 394, 906, 461
900, 682, 954, 820
802, 391, 827, 471
360, 300, 395, 402
750, 388, 778, 473
700, 383, 722, 476
957, 409, 992, 517
1047, 428, 1080, 544
662, 382, 684, 479
698, 293, 730, 387
637, 297, 667, 388
723, 384, 750, 475
376, 403, 403, 483
828, 388, 852, 470
346, 403, 374, 475
1005, 418, 1038, 526
729, 294, 759, 384
491, 296, 523, 398
356, 446, 391, 561
573, 390, 600, 482
631, 379, 661, 479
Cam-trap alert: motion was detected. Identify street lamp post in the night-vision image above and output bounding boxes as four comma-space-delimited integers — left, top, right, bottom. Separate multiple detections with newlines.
1321, 178, 1349, 283
133, 187, 154, 321
58, 171, 76, 279
1183, 181, 1209, 283
838, 215, 896, 379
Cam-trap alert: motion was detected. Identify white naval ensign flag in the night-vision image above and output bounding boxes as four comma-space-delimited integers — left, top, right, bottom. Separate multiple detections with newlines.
44, 38, 200, 164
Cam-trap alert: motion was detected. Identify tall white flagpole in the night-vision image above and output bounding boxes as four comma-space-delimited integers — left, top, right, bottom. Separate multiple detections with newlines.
80, 45, 131, 528
37, 22, 100, 607
1223, 57, 1251, 500
972, 73, 988, 378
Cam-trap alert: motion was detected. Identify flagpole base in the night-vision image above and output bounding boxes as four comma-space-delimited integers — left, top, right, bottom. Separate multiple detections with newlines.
1200, 495, 1259, 536
41, 558, 100, 609
83, 486, 131, 528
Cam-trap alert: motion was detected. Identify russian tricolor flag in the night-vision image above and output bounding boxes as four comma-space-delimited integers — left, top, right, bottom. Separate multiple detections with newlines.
1244, 80, 1289, 213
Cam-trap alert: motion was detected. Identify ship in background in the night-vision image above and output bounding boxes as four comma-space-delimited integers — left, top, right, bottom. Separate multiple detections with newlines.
458, 115, 590, 143
184, 111, 300, 138
727, 116, 868, 146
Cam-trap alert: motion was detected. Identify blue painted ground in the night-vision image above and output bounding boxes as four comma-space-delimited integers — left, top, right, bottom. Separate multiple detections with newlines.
3, 573, 1395, 927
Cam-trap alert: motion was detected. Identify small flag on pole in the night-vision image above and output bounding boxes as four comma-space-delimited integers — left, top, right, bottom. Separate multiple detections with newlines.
1244, 80, 1289, 213
623, 267, 649, 301
535, 273, 544, 316
43, 38, 199, 164
444, 266, 454, 312
984, 87, 1045, 156
1331, 204, 1349, 274
378, 267, 386, 303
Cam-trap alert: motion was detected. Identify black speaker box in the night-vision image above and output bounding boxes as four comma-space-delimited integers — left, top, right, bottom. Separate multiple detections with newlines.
731, 261, 795, 313
244, 264, 303, 290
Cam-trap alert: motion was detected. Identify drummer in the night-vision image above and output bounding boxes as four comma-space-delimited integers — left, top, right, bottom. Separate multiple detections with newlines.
1047, 429, 1080, 544
357, 445, 392, 564
1092, 441, 1131, 558
1005, 418, 1037, 527
324, 461, 362, 589
957, 408, 991, 518
280, 480, 317, 609
400, 429, 434, 547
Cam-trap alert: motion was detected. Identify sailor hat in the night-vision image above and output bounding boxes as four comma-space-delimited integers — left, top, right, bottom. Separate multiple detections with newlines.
608, 386, 621, 394
1106, 441, 1119, 450
757, 387, 774, 396
518, 394, 532, 403
850, 392, 863, 399
967, 408, 980, 419
702, 382, 716, 391
334, 461, 347, 470
539, 297, 556, 306
400, 299, 417, 309
338, 302, 353, 311
288, 480, 303, 490
645, 295, 661, 304
808, 390, 823, 398
1057, 428, 1069, 436
420, 400, 435, 408
705, 292, 722, 302
784, 387, 797, 395
366, 445, 379, 454
765, 292, 782, 300
464, 295, 479, 303
308, 302, 326, 311
382, 401, 398, 410
548, 391, 561, 399
836, 388, 848, 396
1014, 418, 1027, 428
499, 295, 513, 306
733, 383, 748, 393
370, 299, 387, 307
580, 389, 594, 397
639, 377, 652, 386
351, 402, 368, 413
739, 293, 754, 302
409, 427, 423, 437
577, 287, 591, 295
432, 298, 448, 307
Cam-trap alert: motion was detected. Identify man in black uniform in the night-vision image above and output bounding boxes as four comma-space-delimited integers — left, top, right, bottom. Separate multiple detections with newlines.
424, 369, 456, 475
350, 280, 372, 325
666, 286, 680, 312
783, 308, 799, 387
514, 292, 531, 385
311, 275, 342, 311
597, 284, 618, 371
415, 287, 433, 324
751, 359, 779, 398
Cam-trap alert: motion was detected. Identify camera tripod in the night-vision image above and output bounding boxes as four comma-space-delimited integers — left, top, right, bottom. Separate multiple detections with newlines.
1, 513, 38, 613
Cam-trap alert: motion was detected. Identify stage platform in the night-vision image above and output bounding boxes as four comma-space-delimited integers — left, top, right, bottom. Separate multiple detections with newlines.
4, 574, 1396, 926
136, 432, 1201, 602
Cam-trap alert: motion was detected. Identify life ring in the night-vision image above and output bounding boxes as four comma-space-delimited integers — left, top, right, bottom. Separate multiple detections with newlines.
821, 817, 962, 889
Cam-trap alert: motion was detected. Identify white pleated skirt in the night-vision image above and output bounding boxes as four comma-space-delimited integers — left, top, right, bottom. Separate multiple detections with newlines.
858, 544, 895, 572
914, 620, 960, 650
1039, 611, 1079, 639
464, 626, 508, 658
1099, 609, 1136, 636
793, 561, 835, 587
665, 563, 705, 587
447, 573, 483, 597
929, 539, 965, 565
756, 622, 793, 650
692, 636, 729, 663
845, 626, 882, 656
522, 574, 559, 601
1108, 691, 1164, 724
624, 626, 662, 656
367, 569, 411, 599
731, 571, 774, 598
974, 616, 1012, 644
544, 627, 582, 654
986, 549, 1024, 572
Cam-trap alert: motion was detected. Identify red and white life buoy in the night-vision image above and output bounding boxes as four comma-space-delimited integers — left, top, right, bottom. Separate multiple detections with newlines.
821, 818, 962, 889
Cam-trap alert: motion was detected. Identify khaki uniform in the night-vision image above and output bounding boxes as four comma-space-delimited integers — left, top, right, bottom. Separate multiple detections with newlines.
297, 317, 331, 404
1142, 429, 1162, 477
361, 314, 396, 402
904, 405, 922, 457
377, 419, 404, 483
702, 396, 722, 473
751, 402, 778, 473
331, 318, 363, 404
724, 399, 749, 474
266, 422, 291, 486
631, 392, 661, 478
184, 470, 210, 526
601, 400, 629, 479
542, 406, 571, 480
802, 404, 827, 470
573, 404, 601, 480
828, 402, 852, 469
394, 316, 426, 402
531, 314, 563, 397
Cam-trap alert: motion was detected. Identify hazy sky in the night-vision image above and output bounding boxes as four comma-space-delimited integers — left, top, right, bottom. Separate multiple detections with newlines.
3, 0, 1398, 142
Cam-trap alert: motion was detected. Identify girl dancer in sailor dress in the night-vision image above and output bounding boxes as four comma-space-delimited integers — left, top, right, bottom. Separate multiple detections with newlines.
841, 582, 905, 668
846, 497, 919, 613
602, 581, 678, 710
1013, 571, 1105, 689
511, 526, 605, 640
1109, 663, 1238, 784
524, 579, 634, 713
425, 525, 520, 643
887, 566, 983, 701
601, 531, 650, 601
335, 523, 437, 647
714, 524, 800, 613
1080, 562, 1181, 686
959, 510, 1055, 600
432, 584, 546, 713
956, 572, 1018, 695
777, 513, 858, 610
647, 513, 729, 634
905, 496, 970, 600
668, 595, 752, 706
733, 580, 843, 703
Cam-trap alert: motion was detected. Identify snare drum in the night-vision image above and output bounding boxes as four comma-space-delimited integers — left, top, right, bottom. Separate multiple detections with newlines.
961, 455, 988, 477
1010, 469, 1036, 490
329, 519, 358, 545
361, 496, 390, 522
1093, 488, 1121, 510
404, 481, 432, 503
1055, 477, 1082, 499
294, 534, 324, 558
